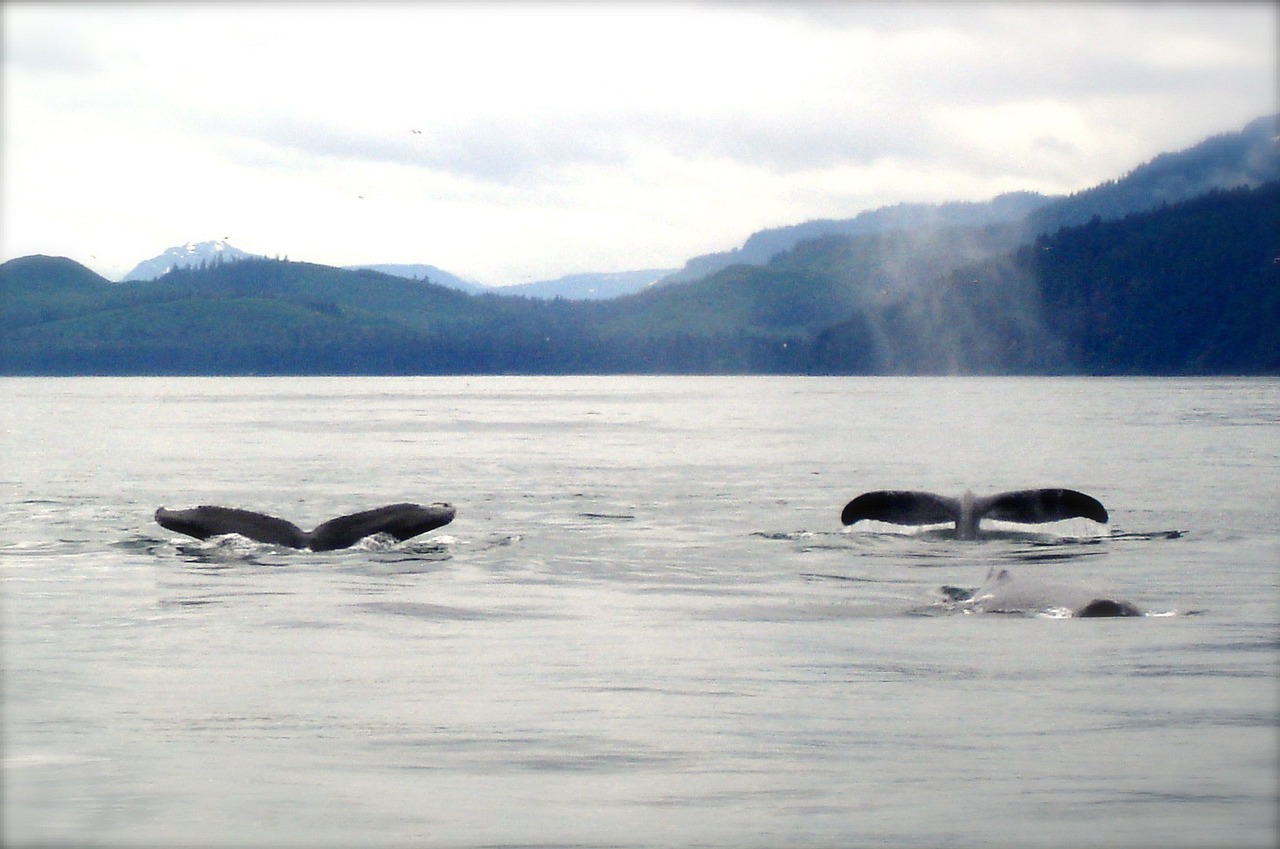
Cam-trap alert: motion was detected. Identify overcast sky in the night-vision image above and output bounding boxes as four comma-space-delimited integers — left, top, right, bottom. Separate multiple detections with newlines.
2, 2, 1275, 285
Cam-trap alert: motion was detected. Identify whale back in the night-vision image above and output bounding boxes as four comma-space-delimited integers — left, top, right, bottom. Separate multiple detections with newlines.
963, 569, 1142, 617
1076, 598, 1142, 618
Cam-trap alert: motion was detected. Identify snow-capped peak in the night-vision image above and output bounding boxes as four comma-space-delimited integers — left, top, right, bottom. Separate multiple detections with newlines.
122, 240, 260, 281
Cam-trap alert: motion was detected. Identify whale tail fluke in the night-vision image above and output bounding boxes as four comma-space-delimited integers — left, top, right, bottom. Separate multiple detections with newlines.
155, 506, 308, 548
979, 488, 1108, 525
155, 502, 455, 551
841, 488, 1107, 537
840, 490, 959, 527
307, 502, 455, 551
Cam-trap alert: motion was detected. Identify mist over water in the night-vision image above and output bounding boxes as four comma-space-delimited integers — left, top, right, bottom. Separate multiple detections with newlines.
3, 376, 1277, 847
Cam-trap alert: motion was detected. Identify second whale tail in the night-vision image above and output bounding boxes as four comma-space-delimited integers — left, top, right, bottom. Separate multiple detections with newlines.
155, 502, 455, 551
842, 488, 1107, 539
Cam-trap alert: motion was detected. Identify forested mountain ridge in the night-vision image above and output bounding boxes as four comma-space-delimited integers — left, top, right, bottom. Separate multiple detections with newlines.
340, 263, 488, 294
3, 182, 1277, 375
1, 259, 595, 374
661, 114, 1279, 286
660, 191, 1052, 286
807, 183, 1280, 374
1025, 114, 1280, 235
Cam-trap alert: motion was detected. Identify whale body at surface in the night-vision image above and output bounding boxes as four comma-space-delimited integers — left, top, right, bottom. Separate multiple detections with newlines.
1075, 598, 1143, 618
842, 488, 1108, 539
155, 503, 455, 551
944, 568, 1142, 618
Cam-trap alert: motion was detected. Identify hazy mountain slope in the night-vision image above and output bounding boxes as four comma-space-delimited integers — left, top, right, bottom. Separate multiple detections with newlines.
497, 269, 676, 300
342, 263, 488, 294
661, 192, 1049, 286
598, 222, 1024, 342
806, 183, 1280, 375
351, 265, 677, 300
662, 114, 1278, 287
1026, 114, 1280, 234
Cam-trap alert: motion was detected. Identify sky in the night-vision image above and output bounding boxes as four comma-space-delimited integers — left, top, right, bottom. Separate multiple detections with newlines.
2, 2, 1275, 286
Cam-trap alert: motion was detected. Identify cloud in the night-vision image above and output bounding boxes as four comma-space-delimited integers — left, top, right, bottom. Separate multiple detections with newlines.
2, 1, 1275, 284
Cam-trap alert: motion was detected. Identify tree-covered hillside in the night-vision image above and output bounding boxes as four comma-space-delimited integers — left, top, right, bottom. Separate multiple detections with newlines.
2, 183, 1277, 375
1026, 114, 1280, 236
806, 183, 1280, 374
1, 258, 602, 374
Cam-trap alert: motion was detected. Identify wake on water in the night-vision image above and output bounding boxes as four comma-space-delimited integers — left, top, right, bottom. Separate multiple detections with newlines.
147, 515, 1190, 619
777, 522, 1190, 618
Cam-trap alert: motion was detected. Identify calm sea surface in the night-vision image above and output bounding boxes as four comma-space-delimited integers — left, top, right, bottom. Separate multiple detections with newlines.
2, 376, 1277, 848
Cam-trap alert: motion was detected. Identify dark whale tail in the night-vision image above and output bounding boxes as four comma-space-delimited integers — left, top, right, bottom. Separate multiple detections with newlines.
840, 491, 960, 528
306, 503, 455, 551
980, 489, 1108, 526
842, 488, 1107, 539
155, 503, 455, 551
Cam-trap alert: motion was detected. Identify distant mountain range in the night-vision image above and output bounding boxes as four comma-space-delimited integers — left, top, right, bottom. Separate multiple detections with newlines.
125, 248, 673, 302
659, 191, 1055, 286
338, 263, 488, 294
659, 114, 1280, 285
4, 114, 1276, 376
124, 247, 675, 303
339, 265, 675, 300
492, 269, 676, 300
125, 249, 480, 292
118, 115, 1277, 303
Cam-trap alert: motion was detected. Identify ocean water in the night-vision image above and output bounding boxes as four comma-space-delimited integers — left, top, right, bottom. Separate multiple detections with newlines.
2, 376, 1277, 848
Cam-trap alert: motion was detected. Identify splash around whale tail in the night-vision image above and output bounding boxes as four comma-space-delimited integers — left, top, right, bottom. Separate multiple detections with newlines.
155, 503, 455, 551
841, 488, 1107, 536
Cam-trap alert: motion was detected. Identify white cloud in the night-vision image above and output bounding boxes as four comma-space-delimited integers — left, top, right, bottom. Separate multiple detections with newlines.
2, 1, 1275, 284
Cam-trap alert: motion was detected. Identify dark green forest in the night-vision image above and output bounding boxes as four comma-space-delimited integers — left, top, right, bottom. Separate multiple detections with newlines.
2, 182, 1278, 376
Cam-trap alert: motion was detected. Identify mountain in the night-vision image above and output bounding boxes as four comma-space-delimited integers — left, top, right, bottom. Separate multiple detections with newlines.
348, 264, 675, 300
802, 182, 1280, 375
2, 257, 591, 374
496, 269, 676, 300
4, 118, 1277, 376
130, 249, 666, 302
122, 240, 259, 281
3, 182, 1275, 375
661, 114, 1279, 286
0, 255, 118, 332
660, 191, 1052, 286
341, 263, 488, 295
1025, 113, 1280, 234
102, 114, 1280, 302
